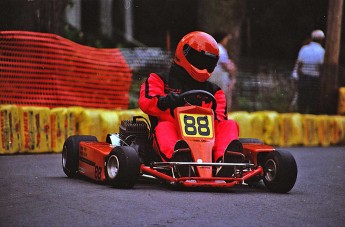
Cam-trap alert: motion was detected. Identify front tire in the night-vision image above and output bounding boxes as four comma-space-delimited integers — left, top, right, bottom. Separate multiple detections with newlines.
263, 150, 297, 193
105, 146, 141, 189
62, 135, 98, 178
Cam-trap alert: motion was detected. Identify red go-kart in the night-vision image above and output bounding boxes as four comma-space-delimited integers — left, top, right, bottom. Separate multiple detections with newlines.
62, 90, 297, 193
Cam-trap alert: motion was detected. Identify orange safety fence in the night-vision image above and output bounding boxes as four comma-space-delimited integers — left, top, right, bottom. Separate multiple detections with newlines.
0, 31, 132, 109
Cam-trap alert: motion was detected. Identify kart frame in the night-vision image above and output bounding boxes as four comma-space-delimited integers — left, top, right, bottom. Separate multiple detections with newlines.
62, 90, 297, 193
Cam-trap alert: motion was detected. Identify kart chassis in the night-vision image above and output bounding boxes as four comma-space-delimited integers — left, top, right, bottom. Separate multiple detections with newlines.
62, 90, 297, 193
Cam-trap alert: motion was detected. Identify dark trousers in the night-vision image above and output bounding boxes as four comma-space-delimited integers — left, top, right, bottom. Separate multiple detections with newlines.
298, 74, 320, 114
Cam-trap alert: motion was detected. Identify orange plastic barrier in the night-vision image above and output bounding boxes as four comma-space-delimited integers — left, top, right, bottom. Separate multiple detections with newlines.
0, 31, 132, 109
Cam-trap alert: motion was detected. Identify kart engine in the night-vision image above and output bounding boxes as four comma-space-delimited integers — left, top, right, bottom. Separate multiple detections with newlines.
119, 117, 149, 146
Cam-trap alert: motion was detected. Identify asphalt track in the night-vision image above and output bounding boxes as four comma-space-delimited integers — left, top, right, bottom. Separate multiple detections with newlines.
1, 146, 345, 227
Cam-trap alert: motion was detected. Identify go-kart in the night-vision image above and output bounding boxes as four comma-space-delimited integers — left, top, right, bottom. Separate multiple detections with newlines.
62, 90, 298, 193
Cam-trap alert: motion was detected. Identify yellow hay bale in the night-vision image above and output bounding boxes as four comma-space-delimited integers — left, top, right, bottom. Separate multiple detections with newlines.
77, 109, 102, 141
228, 111, 252, 138
316, 115, 332, 147
330, 116, 345, 145
254, 111, 280, 145
302, 114, 319, 146
0, 105, 20, 154
50, 108, 68, 153
50, 106, 82, 153
100, 110, 120, 140
278, 113, 303, 147
66, 106, 84, 136
19, 106, 51, 153
249, 112, 265, 142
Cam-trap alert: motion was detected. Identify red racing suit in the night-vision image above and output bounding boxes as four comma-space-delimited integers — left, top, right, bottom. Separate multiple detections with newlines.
138, 64, 239, 162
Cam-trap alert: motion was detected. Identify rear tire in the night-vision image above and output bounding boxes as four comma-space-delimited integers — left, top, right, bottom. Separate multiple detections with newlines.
62, 135, 98, 178
105, 146, 141, 189
263, 150, 297, 193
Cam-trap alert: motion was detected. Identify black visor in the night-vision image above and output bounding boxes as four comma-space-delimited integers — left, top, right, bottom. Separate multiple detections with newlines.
183, 44, 219, 73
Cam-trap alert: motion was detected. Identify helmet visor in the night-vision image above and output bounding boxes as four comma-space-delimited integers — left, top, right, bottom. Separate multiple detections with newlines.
183, 44, 219, 73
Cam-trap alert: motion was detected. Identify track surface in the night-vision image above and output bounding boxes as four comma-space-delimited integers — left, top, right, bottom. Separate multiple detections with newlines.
1, 146, 345, 226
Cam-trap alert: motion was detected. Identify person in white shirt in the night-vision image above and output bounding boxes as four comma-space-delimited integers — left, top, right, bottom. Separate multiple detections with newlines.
208, 31, 237, 112
296, 29, 325, 114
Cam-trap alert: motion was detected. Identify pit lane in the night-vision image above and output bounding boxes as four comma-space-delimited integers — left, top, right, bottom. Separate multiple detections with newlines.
1, 146, 344, 226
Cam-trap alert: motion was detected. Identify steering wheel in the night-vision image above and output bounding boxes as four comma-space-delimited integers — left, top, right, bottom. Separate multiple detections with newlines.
179, 90, 217, 111
170, 90, 217, 117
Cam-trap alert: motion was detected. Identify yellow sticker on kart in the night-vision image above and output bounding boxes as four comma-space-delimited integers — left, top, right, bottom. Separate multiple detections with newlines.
179, 113, 214, 138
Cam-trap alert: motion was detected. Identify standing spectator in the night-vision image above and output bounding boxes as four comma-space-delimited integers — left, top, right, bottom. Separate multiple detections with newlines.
208, 31, 237, 112
295, 29, 325, 114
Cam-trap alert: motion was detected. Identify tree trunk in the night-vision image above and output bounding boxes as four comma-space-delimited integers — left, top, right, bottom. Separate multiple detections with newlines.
320, 0, 344, 114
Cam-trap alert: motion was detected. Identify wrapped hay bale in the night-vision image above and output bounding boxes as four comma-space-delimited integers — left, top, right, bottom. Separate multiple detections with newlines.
316, 115, 332, 147
50, 107, 82, 153
249, 112, 265, 142
228, 111, 252, 138
302, 114, 319, 146
254, 111, 280, 145
78, 109, 102, 141
19, 106, 51, 153
330, 116, 345, 145
100, 110, 120, 140
278, 113, 303, 147
0, 105, 20, 154
51, 106, 82, 152
50, 108, 67, 153
66, 106, 84, 136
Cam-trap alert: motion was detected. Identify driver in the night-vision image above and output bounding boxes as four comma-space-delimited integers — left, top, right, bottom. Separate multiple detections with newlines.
138, 31, 242, 176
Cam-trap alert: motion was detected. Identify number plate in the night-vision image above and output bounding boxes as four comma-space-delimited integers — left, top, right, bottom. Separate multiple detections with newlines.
179, 114, 214, 138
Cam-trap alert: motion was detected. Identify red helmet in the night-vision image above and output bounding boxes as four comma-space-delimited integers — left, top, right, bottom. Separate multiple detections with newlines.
174, 31, 219, 82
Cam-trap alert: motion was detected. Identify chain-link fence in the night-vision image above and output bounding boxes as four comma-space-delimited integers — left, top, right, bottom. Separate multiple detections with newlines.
121, 48, 173, 108
235, 58, 297, 112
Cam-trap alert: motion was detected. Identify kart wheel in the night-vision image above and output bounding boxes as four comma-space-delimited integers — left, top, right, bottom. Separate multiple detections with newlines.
62, 135, 98, 178
105, 146, 141, 189
263, 150, 297, 193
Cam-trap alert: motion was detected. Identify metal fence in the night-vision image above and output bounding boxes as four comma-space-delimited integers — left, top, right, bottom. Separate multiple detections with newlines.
235, 58, 297, 112
121, 48, 172, 108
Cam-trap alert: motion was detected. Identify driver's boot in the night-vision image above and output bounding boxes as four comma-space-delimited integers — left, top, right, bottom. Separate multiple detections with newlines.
171, 140, 195, 177
216, 139, 244, 177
